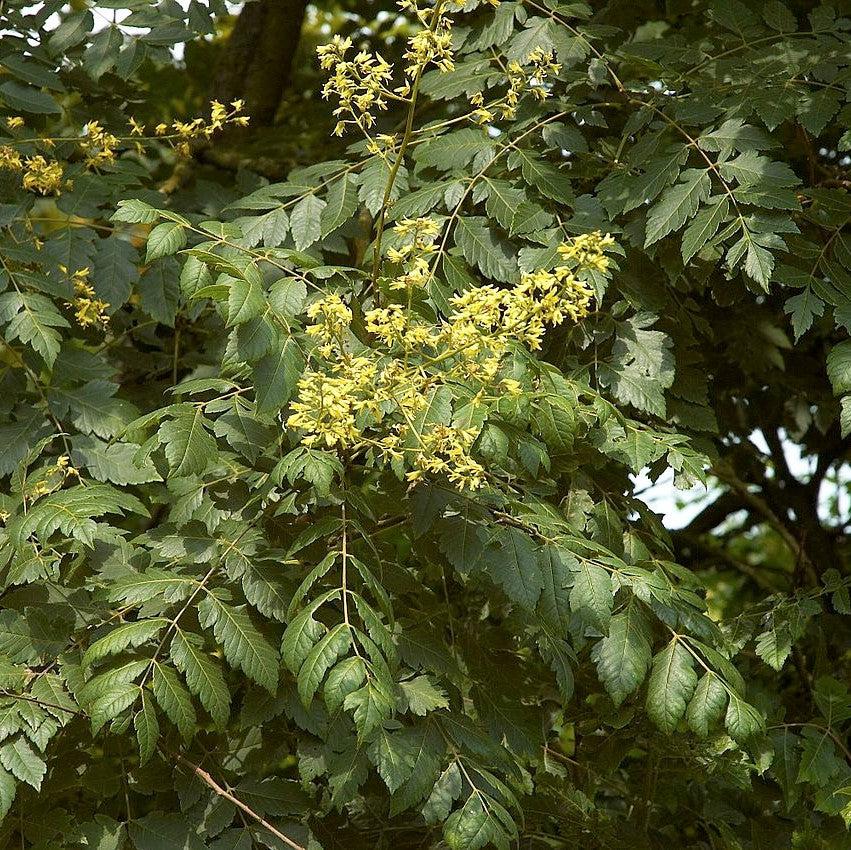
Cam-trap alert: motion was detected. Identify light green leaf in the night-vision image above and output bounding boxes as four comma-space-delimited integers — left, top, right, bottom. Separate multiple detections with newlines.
0, 737, 46, 790
145, 223, 186, 263
158, 409, 217, 477
290, 195, 326, 251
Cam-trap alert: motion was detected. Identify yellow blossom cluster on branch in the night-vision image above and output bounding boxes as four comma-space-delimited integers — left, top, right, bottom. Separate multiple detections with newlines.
62, 266, 110, 329
317, 0, 458, 136
286, 224, 614, 490
471, 48, 561, 123
0, 101, 248, 195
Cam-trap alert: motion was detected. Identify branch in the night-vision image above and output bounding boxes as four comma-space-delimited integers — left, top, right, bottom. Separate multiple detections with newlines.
712, 464, 819, 585
679, 491, 747, 536
172, 752, 307, 850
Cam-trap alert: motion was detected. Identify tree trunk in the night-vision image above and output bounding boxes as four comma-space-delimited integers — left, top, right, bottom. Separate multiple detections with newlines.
213, 0, 309, 127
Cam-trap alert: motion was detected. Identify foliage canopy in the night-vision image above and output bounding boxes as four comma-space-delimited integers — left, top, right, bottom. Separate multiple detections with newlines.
0, 0, 849, 848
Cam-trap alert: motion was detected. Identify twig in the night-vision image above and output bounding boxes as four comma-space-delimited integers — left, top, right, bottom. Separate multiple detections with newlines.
172, 751, 307, 850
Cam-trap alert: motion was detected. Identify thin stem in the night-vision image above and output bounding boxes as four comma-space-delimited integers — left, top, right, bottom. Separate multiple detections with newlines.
370, 0, 447, 290
171, 751, 307, 850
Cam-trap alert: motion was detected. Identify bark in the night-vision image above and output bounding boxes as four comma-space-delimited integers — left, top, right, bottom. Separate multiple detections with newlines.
213, 0, 309, 127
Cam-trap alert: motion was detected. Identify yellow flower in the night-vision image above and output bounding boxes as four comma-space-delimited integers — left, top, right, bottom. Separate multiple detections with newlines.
22, 156, 63, 195
66, 268, 110, 328
6, 116, 24, 129
0, 145, 23, 171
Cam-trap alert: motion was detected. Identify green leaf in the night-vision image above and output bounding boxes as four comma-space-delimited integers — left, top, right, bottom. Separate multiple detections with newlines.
324, 656, 367, 714
198, 597, 279, 693
84, 619, 168, 666
358, 157, 408, 215
595, 601, 651, 706
297, 624, 350, 707
646, 639, 697, 734
253, 337, 304, 414
290, 195, 326, 251
482, 528, 543, 610
454, 217, 517, 283
400, 676, 449, 716
0, 737, 46, 790
321, 176, 358, 237
725, 693, 765, 741
158, 409, 217, 477
170, 630, 230, 727
145, 223, 186, 263
344, 680, 394, 739
89, 684, 140, 735
0, 81, 61, 114
0, 766, 15, 822
151, 663, 196, 741
134, 692, 159, 765
681, 198, 729, 264
569, 562, 613, 631
645, 170, 711, 247
827, 341, 851, 395
686, 672, 728, 737
226, 276, 265, 327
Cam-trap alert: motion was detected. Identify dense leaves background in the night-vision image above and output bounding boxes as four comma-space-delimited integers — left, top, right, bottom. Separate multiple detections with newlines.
0, 0, 849, 848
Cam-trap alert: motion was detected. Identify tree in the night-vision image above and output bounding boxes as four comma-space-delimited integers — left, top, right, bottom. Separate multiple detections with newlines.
0, 1, 848, 848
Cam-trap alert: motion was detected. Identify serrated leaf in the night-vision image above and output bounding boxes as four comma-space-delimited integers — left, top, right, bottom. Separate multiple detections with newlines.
454, 217, 517, 283
290, 195, 326, 251
595, 602, 651, 706
725, 693, 765, 741
645, 170, 711, 247
682, 198, 729, 264
0, 737, 46, 790
158, 409, 217, 477
151, 663, 196, 741
170, 630, 230, 727
297, 624, 350, 707
686, 672, 727, 737
569, 562, 613, 631
321, 177, 358, 237
84, 619, 168, 666
145, 223, 186, 263
646, 639, 697, 734
199, 597, 279, 693
134, 692, 159, 765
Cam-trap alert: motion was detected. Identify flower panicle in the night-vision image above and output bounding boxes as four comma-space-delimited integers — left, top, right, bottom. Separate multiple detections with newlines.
285, 231, 615, 492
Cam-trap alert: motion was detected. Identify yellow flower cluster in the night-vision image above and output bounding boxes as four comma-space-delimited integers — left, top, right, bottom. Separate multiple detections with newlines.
471, 48, 561, 123
145, 99, 249, 155
406, 425, 485, 489
81, 120, 120, 168
0, 146, 64, 194
63, 266, 109, 329
286, 229, 613, 490
386, 217, 441, 289
400, 0, 455, 82
317, 36, 394, 136
21, 155, 64, 195
317, 0, 458, 135
304, 292, 353, 356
